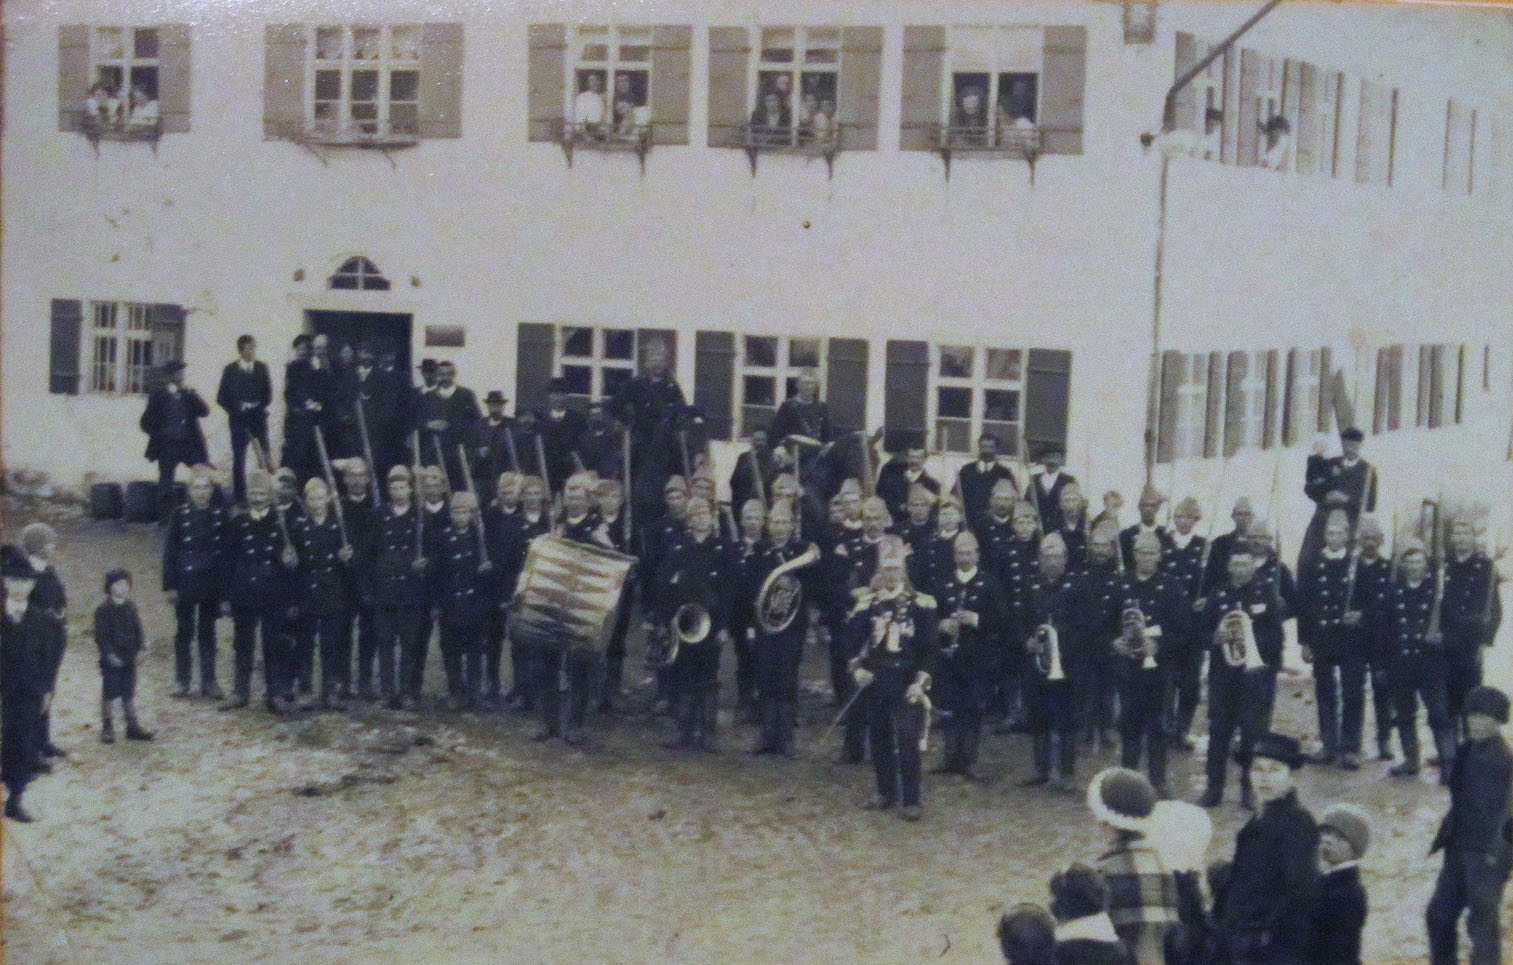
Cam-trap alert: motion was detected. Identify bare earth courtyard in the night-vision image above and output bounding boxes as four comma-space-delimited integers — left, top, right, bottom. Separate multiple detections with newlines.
0, 501, 1494, 964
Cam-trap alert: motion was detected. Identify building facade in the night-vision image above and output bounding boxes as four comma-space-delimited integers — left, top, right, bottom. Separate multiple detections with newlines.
2, 0, 1511, 551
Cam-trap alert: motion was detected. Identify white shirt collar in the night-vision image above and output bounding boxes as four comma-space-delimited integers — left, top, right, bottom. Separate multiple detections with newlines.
956, 567, 978, 583
4, 599, 27, 621
1323, 547, 1347, 560
240, 359, 255, 372
436, 384, 456, 399
425, 500, 446, 512
27, 556, 47, 573
1341, 457, 1359, 468
1054, 912, 1119, 944
248, 507, 269, 520
1171, 531, 1195, 549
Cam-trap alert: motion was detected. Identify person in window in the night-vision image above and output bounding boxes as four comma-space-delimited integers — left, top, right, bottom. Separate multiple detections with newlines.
1258, 115, 1291, 171
1198, 106, 1224, 161
952, 85, 990, 147
217, 335, 272, 504
1001, 78, 1037, 124
140, 360, 210, 524
85, 81, 120, 131
750, 90, 791, 147
127, 85, 158, 132
573, 73, 607, 139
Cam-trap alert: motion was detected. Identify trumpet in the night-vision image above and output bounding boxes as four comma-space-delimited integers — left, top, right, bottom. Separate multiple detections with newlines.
1217, 608, 1265, 670
1113, 605, 1158, 670
1031, 623, 1065, 681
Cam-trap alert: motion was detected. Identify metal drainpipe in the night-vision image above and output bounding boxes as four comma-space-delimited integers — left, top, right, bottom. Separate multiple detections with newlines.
1145, 0, 1285, 485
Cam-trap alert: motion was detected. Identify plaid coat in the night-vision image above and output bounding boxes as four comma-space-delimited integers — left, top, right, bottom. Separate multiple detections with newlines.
1097, 833, 1180, 965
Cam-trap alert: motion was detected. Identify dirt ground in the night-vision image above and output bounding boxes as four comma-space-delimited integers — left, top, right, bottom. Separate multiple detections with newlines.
0, 500, 1498, 964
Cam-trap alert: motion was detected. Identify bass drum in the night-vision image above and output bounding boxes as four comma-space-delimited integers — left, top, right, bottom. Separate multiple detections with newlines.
510, 535, 637, 654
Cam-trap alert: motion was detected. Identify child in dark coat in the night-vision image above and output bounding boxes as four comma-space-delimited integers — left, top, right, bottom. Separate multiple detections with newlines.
1049, 863, 1133, 965
1306, 803, 1370, 965
94, 569, 154, 744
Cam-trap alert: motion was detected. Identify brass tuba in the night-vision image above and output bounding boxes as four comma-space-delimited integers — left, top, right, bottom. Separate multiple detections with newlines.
1031, 623, 1065, 681
756, 543, 821, 634
673, 602, 713, 646
1217, 608, 1265, 669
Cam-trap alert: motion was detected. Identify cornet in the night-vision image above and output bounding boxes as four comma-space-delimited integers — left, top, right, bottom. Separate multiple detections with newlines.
1113, 605, 1158, 670
1032, 623, 1065, 681
1217, 608, 1265, 670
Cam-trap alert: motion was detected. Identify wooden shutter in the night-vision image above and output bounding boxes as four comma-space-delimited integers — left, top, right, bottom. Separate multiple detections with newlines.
1223, 351, 1247, 457
1429, 344, 1445, 428
650, 26, 691, 146
152, 24, 192, 134
1203, 350, 1224, 458
1455, 344, 1466, 424
50, 299, 83, 395
1236, 49, 1262, 166
527, 24, 566, 143
1317, 346, 1333, 433
1373, 347, 1389, 434
1025, 349, 1072, 456
693, 331, 735, 440
1388, 346, 1401, 430
1172, 33, 1198, 132
884, 340, 929, 439
1356, 81, 1388, 185
516, 323, 555, 418
263, 24, 306, 139
59, 25, 90, 131
707, 27, 749, 149
826, 338, 869, 435
418, 24, 463, 138
1041, 26, 1086, 155
899, 27, 945, 151
1156, 349, 1183, 463
149, 304, 186, 366
1281, 348, 1298, 446
1261, 349, 1279, 449
838, 27, 882, 151
1296, 62, 1319, 175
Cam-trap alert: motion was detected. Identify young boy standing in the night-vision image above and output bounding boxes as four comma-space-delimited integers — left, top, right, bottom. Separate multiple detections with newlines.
94, 569, 155, 744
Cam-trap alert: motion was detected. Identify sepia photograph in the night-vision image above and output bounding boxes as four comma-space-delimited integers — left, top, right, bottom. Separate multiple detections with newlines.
0, 0, 1510, 962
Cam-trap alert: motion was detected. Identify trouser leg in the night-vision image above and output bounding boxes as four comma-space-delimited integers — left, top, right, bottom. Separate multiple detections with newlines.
1426, 853, 1467, 965
869, 689, 899, 803
173, 600, 195, 687
1173, 645, 1205, 738
1393, 664, 1422, 766
231, 608, 259, 699
1339, 656, 1366, 754
400, 611, 431, 699
373, 609, 400, 699
157, 458, 181, 522
1314, 654, 1340, 755
897, 701, 923, 808
195, 601, 219, 690
1369, 661, 1395, 754
439, 622, 465, 698
230, 423, 250, 503
1206, 671, 1240, 793
320, 615, 350, 698
483, 609, 505, 699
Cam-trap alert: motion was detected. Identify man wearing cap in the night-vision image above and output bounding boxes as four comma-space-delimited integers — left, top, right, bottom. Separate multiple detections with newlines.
1031, 448, 1076, 534
341, 345, 402, 478
1384, 541, 1456, 780
364, 465, 431, 709
140, 359, 210, 522
535, 379, 586, 493
1299, 428, 1376, 574
1212, 733, 1319, 965
1164, 496, 1207, 750
1021, 532, 1082, 789
1113, 531, 1190, 796
1119, 486, 1174, 572
163, 466, 227, 699
222, 469, 300, 712
1088, 767, 1179, 964
1427, 685, 1512, 965
282, 334, 336, 482
609, 337, 685, 518
932, 530, 1008, 781
1307, 803, 1370, 965
216, 335, 272, 503
1441, 518, 1504, 738
1345, 516, 1396, 761
846, 535, 938, 819
1298, 510, 1364, 769
576, 400, 623, 483
468, 391, 516, 498
1202, 497, 1255, 597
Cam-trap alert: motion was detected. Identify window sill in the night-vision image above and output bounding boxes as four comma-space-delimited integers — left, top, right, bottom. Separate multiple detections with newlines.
299, 130, 420, 149
560, 122, 652, 174
77, 124, 162, 150
741, 125, 844, 178
934, 124, 1042, 182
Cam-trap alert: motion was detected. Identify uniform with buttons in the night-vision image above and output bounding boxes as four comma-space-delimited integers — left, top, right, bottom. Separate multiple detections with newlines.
1383, 573, 1454, 772
162, 499, 227, 694
224, 506, 297, 707
933, 564, 1009, 776
1112, 570, 1189, 791
292, 513, 352, 703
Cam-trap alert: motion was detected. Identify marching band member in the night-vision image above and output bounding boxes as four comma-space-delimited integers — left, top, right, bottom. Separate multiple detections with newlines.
292, 477, 354, 709
1057, 483, 1089, 570
1441, 517, 1503, 735
272, 467, 307, 528
505, 475, 552, 711
1346, 516, 1396, 761
912, 495, 965, 601
642, 475, 690, 707
955, 432, 1016, 532
1021, 532, 1081, 789
932, 530, 1008, 781
437, 491, 491, 711
656, 496, 732, 751
415, 465, 450, 701
976, 479, 1023, 577
1031, 447, 1077, 534
748, 499, 816, 756
1384, 540, 1455, 781
846, 535, 938, 819
1297, 511, 1360, 768
594, 478, 634, 711
1248, 524, 1298, 729
482, 472, 523, 708
1078, 520, 1124, 747
1163, 497, 1206, 751
987, 498, 1043, 733
896, 483, 938, 553
1119, 485, 1174, 572
1197, 540, 1284, 810
1299, 427, 1376, 573
728, 498, 768, 722
223, 469, 299, 713
1203, 497, 1255, 597
875, 443, 938, 526
340, 460, 379, 702
1113, 531, 1190, 796
364, 466, 429, 710
533, 474, 603, 741
829, 495, 891, 760
162, 466, 227, 699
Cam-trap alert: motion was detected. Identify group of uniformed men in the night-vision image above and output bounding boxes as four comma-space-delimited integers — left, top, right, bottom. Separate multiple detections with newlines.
156, 338, 1506, 822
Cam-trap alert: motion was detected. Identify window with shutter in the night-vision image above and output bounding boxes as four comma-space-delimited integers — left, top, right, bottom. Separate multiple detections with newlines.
733, 336, 826, 438
930, 344, 1031, 455
66, 25, 184, 141
74, 300, 183, 395
562, 25, 654, 152
527, 24, 567, 143
826, 338, 869, 436
707, 27, 751, 149
650, 26, 692, 147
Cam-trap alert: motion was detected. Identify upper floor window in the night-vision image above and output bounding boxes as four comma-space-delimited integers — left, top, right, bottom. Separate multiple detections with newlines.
738, 336, 825, 433
328, 257, 390, 291
900, 25, 1083, 157
47, 299, 185, 396
529, 25, 691, 148
708, 26, 882, 153
932, 344, 1025, 454
58, 25, 190, 138
264, 23, 462, 144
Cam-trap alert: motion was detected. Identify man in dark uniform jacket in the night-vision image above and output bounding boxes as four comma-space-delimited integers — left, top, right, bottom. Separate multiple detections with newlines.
1202, 497, 1256, 596
932, 531, 1008, 780
875, 444, 938, 527
340, 460, 380, 700
1119, 485, 1175, 571
364, 466, 431, 709
1345, 517, 1396, 761
538, 473, 606, 741
2, 555, 49, 822
469, 391, 518, 495
216, 335, 272, 502
1030, 448, 1076, 535
1384, 541, 1456, 781
435, 492, 492, 711
654, 496, 732, 750
1164, 497, 1208, 749
1298, 427, 1376, 574
282, 335, 336, 482
1442, 518, 1503, 735
609, 337, 685, 522
1213, 733, 1318, 965
222, 469, 300, 712
1020, 532, 1082, 789
535, 380, 587, 493
1427, 685, 1512, 965
1197, 541, 1287, 809
729, 428, 775, 517
1113, 531, 1190, 795
846, 535, 938, 820
163, 467, 226, 698
768, 368, 833, 448
1298, 510, 1363, 768
576, 400, 624, 483
342, 346, 403, 478
954, 433, 1018, 533
415, 361, 480, 489
290, 477, 353, 708
746, 499, 815, 756
140, 359, 210, 521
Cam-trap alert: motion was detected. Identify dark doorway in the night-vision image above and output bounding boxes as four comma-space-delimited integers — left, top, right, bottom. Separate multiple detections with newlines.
306, 310, 412, 377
